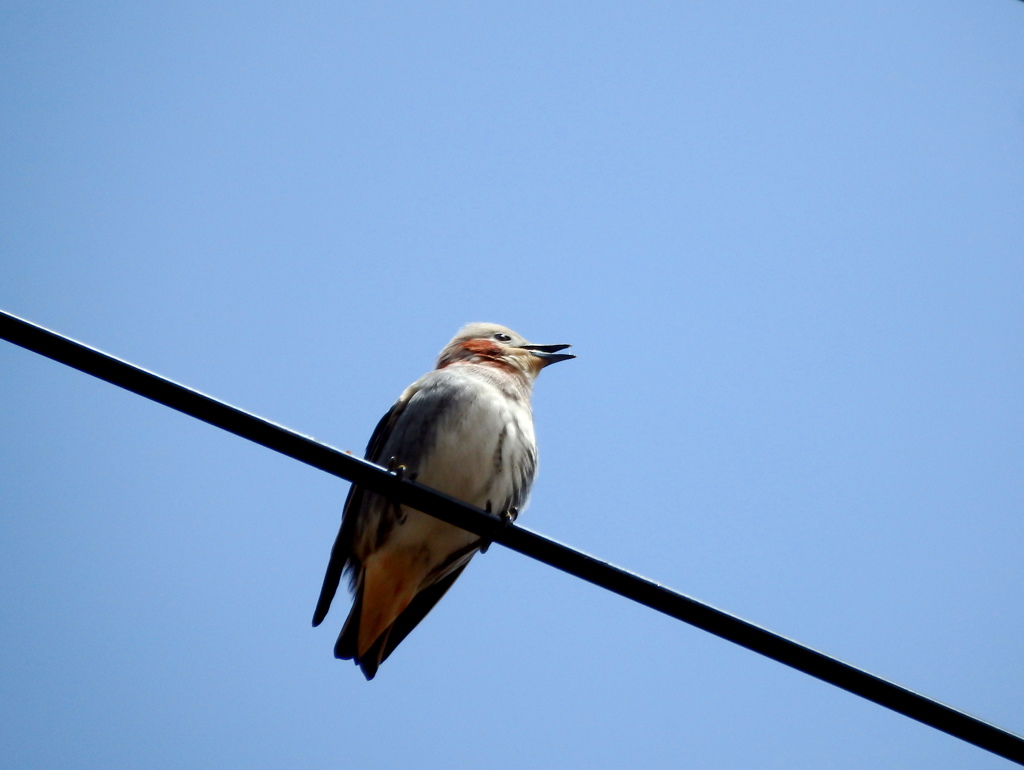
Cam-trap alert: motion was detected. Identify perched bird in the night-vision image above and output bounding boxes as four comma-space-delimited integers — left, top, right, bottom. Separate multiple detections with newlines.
312, 323, 574, 679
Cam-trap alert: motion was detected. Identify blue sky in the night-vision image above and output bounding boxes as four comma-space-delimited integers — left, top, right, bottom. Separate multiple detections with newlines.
2, 2, 1022, 767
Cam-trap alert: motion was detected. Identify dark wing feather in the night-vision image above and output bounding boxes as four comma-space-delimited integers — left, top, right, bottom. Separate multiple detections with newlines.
311, 398, 409, 627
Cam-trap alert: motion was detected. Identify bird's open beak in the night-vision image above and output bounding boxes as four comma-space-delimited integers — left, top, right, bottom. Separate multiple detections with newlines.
519, 343, 575, 366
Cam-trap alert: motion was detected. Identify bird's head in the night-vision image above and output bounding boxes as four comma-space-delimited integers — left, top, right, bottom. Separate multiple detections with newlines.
436, 323, 574, 380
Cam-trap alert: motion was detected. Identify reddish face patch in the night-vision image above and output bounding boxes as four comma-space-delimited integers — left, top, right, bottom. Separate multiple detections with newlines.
460, 339, 503, 357
436, 337, 521, 373
445, 338, 521, 374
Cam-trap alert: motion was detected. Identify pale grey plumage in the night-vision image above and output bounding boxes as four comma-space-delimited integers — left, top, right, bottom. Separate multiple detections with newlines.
312, 323, 573, 679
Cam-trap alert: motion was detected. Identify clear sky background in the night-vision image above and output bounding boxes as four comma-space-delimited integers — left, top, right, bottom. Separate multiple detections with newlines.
2, 2, 1022, 768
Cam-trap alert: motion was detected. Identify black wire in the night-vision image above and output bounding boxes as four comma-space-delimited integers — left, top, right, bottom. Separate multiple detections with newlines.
2, 307, 1022, 766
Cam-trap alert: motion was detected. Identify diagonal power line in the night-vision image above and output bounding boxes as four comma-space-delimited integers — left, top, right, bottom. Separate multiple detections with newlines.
1, 307, 1022, 766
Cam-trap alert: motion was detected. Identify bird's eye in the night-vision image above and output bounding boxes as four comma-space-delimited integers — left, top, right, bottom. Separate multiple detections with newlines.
493, 333, 512, 342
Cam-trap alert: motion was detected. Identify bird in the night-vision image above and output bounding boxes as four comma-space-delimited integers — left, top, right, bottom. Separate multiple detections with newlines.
312, 323, 574, 679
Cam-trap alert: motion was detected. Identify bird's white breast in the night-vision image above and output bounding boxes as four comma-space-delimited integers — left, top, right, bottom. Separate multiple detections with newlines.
377, 366, 537, 574
417, 370, 535, 508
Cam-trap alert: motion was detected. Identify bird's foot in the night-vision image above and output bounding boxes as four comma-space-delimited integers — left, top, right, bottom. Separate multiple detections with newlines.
386, 456, 407, 481
480, 505, 518, 553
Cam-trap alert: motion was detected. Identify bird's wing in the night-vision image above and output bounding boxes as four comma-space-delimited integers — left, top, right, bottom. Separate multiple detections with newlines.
311, 385, 416, 627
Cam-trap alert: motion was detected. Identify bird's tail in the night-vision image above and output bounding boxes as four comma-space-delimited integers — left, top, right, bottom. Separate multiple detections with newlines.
334, 571, 390, 680
333, 555, 475, 681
